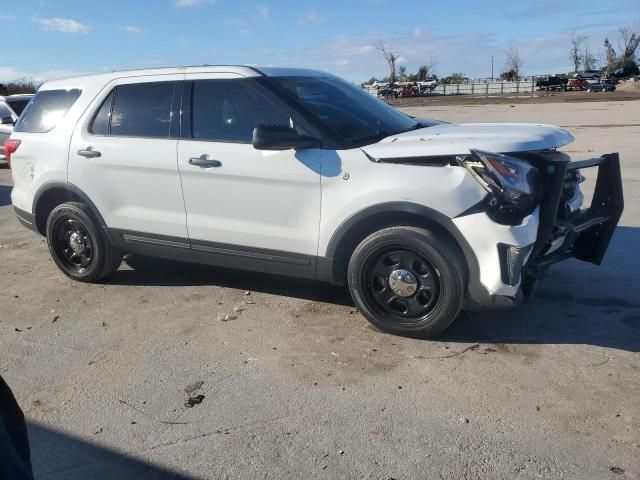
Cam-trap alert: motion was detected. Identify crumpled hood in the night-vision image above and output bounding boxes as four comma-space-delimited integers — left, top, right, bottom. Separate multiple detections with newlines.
361, 123, 574, 160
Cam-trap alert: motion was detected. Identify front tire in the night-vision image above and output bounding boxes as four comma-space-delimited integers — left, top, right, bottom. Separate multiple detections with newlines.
347, 226, 465, 338
46, 202, 121, 282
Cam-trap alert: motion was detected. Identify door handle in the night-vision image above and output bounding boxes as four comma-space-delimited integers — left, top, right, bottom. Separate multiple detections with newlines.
189, 155, 222, 168
77, 147, 101, 159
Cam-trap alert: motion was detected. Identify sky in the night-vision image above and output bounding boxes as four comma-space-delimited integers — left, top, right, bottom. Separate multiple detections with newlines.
0, 0, 638, 84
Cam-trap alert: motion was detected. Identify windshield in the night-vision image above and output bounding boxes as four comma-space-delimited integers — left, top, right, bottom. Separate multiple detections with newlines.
270, 76, 419, 146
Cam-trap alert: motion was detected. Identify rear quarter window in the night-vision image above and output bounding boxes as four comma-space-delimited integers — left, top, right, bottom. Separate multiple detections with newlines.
14, 89, 82, 133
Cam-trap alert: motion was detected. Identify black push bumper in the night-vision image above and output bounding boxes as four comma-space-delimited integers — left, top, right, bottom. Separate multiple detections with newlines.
523, 152, 624, 293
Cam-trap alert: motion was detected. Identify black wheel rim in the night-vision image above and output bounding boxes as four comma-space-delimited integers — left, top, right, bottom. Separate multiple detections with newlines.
363, 248, 440, 321
52, 217, 94, 273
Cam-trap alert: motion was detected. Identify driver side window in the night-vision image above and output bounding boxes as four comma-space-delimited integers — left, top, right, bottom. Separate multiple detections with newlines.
190, 79, 291, 143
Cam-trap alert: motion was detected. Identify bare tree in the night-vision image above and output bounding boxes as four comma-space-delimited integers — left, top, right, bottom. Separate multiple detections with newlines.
570, 32, 586, 73
376, 40, 398, 84
504, 47, 523, 80
619, 25, 640, 67
417, 62, 436, 80
398, 65, 407, 81
583, 44, 598, 70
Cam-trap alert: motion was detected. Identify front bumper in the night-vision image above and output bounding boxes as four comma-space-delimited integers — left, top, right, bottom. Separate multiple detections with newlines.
522, 152, 624, 292
458, 152, 623, 309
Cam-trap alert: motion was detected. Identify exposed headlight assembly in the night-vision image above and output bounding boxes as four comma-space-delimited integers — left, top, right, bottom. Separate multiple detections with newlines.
461, 150, 541, 223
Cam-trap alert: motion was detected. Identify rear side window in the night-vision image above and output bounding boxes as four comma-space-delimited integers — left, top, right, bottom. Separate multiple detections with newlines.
109, 82, 175, 138
14, 89, 81, 133
190, 79, 290, 143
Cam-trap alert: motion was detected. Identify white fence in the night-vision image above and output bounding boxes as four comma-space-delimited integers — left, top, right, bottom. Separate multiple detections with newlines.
432, 80, 536, 95
365, 80, 537, 97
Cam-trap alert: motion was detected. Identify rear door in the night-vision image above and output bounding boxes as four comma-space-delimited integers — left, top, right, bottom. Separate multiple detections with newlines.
69, 76, 189, 246
177, 74, 322, 277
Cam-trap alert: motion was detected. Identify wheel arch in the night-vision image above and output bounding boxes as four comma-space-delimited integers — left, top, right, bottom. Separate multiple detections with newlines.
33, 181, 107, 236
321, 202, 481, 291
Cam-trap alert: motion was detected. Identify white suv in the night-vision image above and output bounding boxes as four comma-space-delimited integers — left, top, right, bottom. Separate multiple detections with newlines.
8, 66, 624, 337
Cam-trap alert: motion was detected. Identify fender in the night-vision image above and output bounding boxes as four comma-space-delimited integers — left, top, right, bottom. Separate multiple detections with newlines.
32, 181, 108, 232
320, 201, 490, 307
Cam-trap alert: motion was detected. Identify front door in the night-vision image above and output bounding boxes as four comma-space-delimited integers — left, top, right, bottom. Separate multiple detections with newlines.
177, 74, 322, 278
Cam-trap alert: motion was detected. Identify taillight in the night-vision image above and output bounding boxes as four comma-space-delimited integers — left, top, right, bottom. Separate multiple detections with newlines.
4, 139, 21, 167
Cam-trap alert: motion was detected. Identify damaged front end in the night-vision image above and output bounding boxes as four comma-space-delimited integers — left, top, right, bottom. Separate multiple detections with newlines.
458, 149, 624, 301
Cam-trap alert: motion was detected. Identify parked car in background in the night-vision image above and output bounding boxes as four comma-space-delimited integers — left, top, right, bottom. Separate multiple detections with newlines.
567, 78, 589, 90
0, 99, 19, 167
377, 86, 397, 98
372, 81, 390, 89
416, 78, 438, 90
3, 94, 34, 117
574, 70, 601, 80
586, 81, 616, 92
7, 65, 624, 338
396, 82, 418, 97
611, 66, 640, 79
535, 75, 568, 91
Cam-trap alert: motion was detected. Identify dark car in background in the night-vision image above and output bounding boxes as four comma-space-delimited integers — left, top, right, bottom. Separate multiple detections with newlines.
586, 81, 616, 92
611, 66, 640, 79
535, 75, 568, 91
3, 95, 33, 117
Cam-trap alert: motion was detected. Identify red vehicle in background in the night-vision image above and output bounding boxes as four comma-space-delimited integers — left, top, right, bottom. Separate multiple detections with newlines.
567, 78, 589, 90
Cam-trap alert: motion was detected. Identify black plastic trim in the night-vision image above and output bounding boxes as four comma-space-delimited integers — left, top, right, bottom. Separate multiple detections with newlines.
121, 233, 190, 250
454, 195, 492, 218
191, 238, 316, 279
13, 207, 38, 233
109, 229, 317, 279
32, 181, 109, 232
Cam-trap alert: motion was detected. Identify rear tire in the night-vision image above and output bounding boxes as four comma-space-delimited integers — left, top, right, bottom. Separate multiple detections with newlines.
45, 202, 121, 282
347, 226, 465, 338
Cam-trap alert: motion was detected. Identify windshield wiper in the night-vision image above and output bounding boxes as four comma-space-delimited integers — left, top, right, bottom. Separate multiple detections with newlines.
406, 122, 426, 131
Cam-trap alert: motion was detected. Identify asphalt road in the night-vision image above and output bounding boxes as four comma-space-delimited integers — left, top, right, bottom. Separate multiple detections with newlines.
0, 100, 639, 480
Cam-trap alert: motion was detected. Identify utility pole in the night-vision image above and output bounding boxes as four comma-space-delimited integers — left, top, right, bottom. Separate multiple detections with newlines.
491, 55, 494, 82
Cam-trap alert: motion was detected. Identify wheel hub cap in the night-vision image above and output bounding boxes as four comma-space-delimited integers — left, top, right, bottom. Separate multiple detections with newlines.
388, 269, 418, 297
69, 232, 85, 254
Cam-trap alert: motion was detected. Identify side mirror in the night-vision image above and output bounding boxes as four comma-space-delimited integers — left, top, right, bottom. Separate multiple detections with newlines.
252, 124, 317, 151
1, 116, 15, 125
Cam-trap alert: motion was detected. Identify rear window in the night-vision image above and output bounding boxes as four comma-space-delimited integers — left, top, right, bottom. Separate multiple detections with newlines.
14, 89, 81, 133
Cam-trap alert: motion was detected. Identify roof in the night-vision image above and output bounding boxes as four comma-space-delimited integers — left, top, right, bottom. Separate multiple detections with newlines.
39, 65, 336, 90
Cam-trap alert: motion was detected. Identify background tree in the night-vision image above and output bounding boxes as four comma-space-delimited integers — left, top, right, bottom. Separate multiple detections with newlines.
0, 78, 36, 95
398, 65, 407, 81
570, 32, 586, 73
442, 73, 466, 84
375, 41, 398, 84
504, 47, 523, 80
500, 70, 517, 81
618, 25, 640, 68
604, 37, 617, 74
583, 44, 598, 70
417, 62, 436, 80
